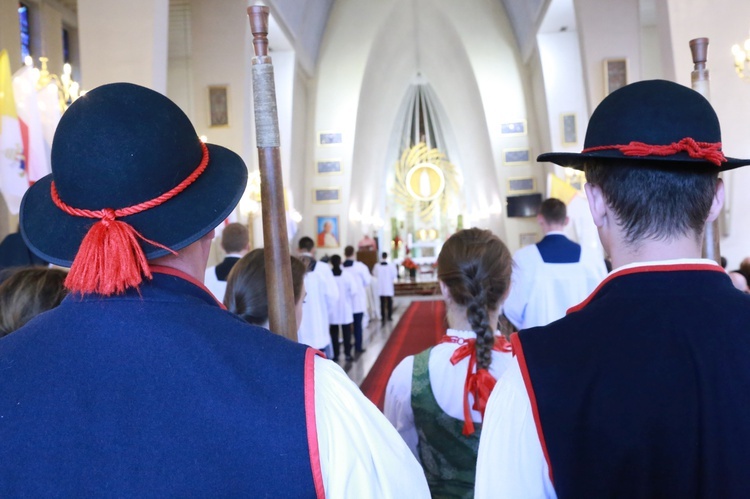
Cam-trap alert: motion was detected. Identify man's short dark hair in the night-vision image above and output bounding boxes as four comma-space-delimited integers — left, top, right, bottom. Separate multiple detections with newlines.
344, 245, 355, 257
381, 252, 388, 259
221, 223, 250, 253
539, 198, 567, 225
298, 236, 314, 252
584, 161, 718, 245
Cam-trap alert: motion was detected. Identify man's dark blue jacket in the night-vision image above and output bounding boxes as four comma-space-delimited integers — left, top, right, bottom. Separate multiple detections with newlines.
515, 263, 750, 498
0, 268, 318, 497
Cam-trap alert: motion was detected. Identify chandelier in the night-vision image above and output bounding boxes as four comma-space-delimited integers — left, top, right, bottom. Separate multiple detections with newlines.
24, 56, 84, 110
731, 35, 750, 80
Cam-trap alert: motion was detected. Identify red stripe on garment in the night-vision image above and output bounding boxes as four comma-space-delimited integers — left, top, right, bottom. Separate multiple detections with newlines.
304, 348, 326, 499
511, 332, 554, 485
149, 265, 227, 310
566, 263, 723, 315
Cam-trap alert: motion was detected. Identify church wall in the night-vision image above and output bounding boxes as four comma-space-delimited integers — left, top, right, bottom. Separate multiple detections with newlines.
665, 0, 750, 268
188, 0, 250, 167
305, 0, 382, 254
437, 0, 537, 252
77, 0, 169, 92
35, 2, 63, 75
574, 0, 641, 111
537, 31, 588, 155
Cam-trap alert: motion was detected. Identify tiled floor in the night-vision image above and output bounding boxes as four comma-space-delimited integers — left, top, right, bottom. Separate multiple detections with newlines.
333, 295, 443, 385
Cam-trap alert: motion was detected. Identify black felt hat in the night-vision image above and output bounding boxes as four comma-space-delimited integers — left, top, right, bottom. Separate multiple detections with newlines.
20, 82, 247, 292
538, 79, 750, 172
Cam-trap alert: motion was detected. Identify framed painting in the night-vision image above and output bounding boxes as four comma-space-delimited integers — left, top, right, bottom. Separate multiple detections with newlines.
316, 160, 342, 175
313, 187, 341, 204
500, 120, 527, 136
561, 113, 577, 146
318, 131, 343, 146
316, 216, 340, 248
507, 176, 537, 194
208, 85, 229, 127
604, 58, 628, 95
503, 148, 531, 166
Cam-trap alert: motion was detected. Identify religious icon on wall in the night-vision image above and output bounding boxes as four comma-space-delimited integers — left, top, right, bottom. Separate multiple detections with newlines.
561, 113, 577, 145
316, 216, 339, 248
604, 59, 628, 95
209, 85, 229, 127
318, 131, 342, 145
316, 160, 342, 175
312, 187, 341, 204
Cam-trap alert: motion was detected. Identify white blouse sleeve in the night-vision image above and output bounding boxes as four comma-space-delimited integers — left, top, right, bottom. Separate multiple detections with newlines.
314, 356, 430, 499
383, 356, 419, 460
475, 357, 556, 499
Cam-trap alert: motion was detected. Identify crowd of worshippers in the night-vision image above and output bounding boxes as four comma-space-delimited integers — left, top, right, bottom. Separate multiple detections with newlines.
2, 78, 750, 497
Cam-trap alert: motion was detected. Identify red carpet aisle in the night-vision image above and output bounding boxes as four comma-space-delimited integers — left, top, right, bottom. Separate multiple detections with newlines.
360, 299, 446, 410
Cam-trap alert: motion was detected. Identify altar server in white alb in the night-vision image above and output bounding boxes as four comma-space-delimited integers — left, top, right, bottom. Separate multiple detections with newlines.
203, 223, 249, 301
373, 251, 398, 323
328, 254, 358, 361
297, 236, 338, 358
343, 245, 372, 353
502, 198, 605, 330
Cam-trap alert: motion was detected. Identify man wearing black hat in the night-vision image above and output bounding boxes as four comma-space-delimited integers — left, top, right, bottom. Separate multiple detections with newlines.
0, 83, 428, 496
476, 80, 750, 498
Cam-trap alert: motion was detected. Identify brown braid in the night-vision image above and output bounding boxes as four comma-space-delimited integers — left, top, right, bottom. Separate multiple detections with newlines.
437, 228, 512, 371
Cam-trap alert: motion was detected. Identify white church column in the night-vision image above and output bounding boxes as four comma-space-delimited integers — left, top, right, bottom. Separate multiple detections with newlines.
77, 0, 169, 92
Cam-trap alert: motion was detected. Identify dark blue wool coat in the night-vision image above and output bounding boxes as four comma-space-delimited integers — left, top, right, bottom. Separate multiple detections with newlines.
0, 269, 318, 497
514, 264, 750, 499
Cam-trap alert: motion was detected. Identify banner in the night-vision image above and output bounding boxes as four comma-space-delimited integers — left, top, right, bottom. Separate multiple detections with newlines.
0, 50, 28, 214
14, 65, 60, 183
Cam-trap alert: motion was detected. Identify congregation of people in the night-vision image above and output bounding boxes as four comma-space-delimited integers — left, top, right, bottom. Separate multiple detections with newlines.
2, 77, 750, 498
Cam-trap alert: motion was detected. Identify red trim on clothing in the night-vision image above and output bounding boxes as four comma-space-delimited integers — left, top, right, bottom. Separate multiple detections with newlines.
149, 265, 227, 310
511, 332, 554, 485
304, 348, 326, 499
566, 263, 723, 315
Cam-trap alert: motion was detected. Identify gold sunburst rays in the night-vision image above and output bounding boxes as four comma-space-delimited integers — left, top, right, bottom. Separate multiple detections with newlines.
393, 142, 460, 223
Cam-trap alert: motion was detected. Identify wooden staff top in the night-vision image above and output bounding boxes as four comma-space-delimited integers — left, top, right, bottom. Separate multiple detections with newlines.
248, 6, 270, 59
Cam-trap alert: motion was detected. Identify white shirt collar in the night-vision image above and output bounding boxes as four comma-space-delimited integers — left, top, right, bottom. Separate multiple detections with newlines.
446, 328, 477, 339
611, 258, 720, 276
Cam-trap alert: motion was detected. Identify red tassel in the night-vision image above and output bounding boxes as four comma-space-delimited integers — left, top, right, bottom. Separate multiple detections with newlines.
65, 210, 153, 295
51, 143, 207, 295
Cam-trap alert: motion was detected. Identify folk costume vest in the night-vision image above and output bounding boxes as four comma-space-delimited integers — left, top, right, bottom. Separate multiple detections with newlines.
0, 270, 322, 497
513, 263, 750, 498
411, 349, 480, 499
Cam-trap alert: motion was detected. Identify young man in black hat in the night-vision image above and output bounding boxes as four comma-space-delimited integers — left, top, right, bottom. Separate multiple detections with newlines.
0, 83, 429, 497
476, 80, 750, 498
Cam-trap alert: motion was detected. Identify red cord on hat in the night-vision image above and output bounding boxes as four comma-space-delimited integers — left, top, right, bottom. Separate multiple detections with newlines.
583, 138, 726, 166
51, 142, 210, 295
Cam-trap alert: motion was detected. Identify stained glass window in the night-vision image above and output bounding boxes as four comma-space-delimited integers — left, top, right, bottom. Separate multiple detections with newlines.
19, 3, 31, 62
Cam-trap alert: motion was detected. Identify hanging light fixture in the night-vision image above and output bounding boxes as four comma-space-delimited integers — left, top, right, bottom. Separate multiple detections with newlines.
731, 34, 750, 80
24, 56, 84, 110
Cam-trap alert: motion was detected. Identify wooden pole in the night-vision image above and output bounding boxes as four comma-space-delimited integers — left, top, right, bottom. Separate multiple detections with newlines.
247, 5, 297, 340
690, 38, 721, 266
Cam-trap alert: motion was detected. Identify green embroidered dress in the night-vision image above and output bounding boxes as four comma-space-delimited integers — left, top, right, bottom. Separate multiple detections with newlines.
411, 348, 482, 498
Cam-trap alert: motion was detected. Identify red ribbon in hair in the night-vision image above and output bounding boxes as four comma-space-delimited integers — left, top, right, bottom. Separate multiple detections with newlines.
583, 137, 726, 166
440, 334, 512, 435
51, 142, 210, 295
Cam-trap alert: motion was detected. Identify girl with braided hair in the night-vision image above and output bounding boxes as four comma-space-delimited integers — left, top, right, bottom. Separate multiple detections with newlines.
384, 228, 514, 498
